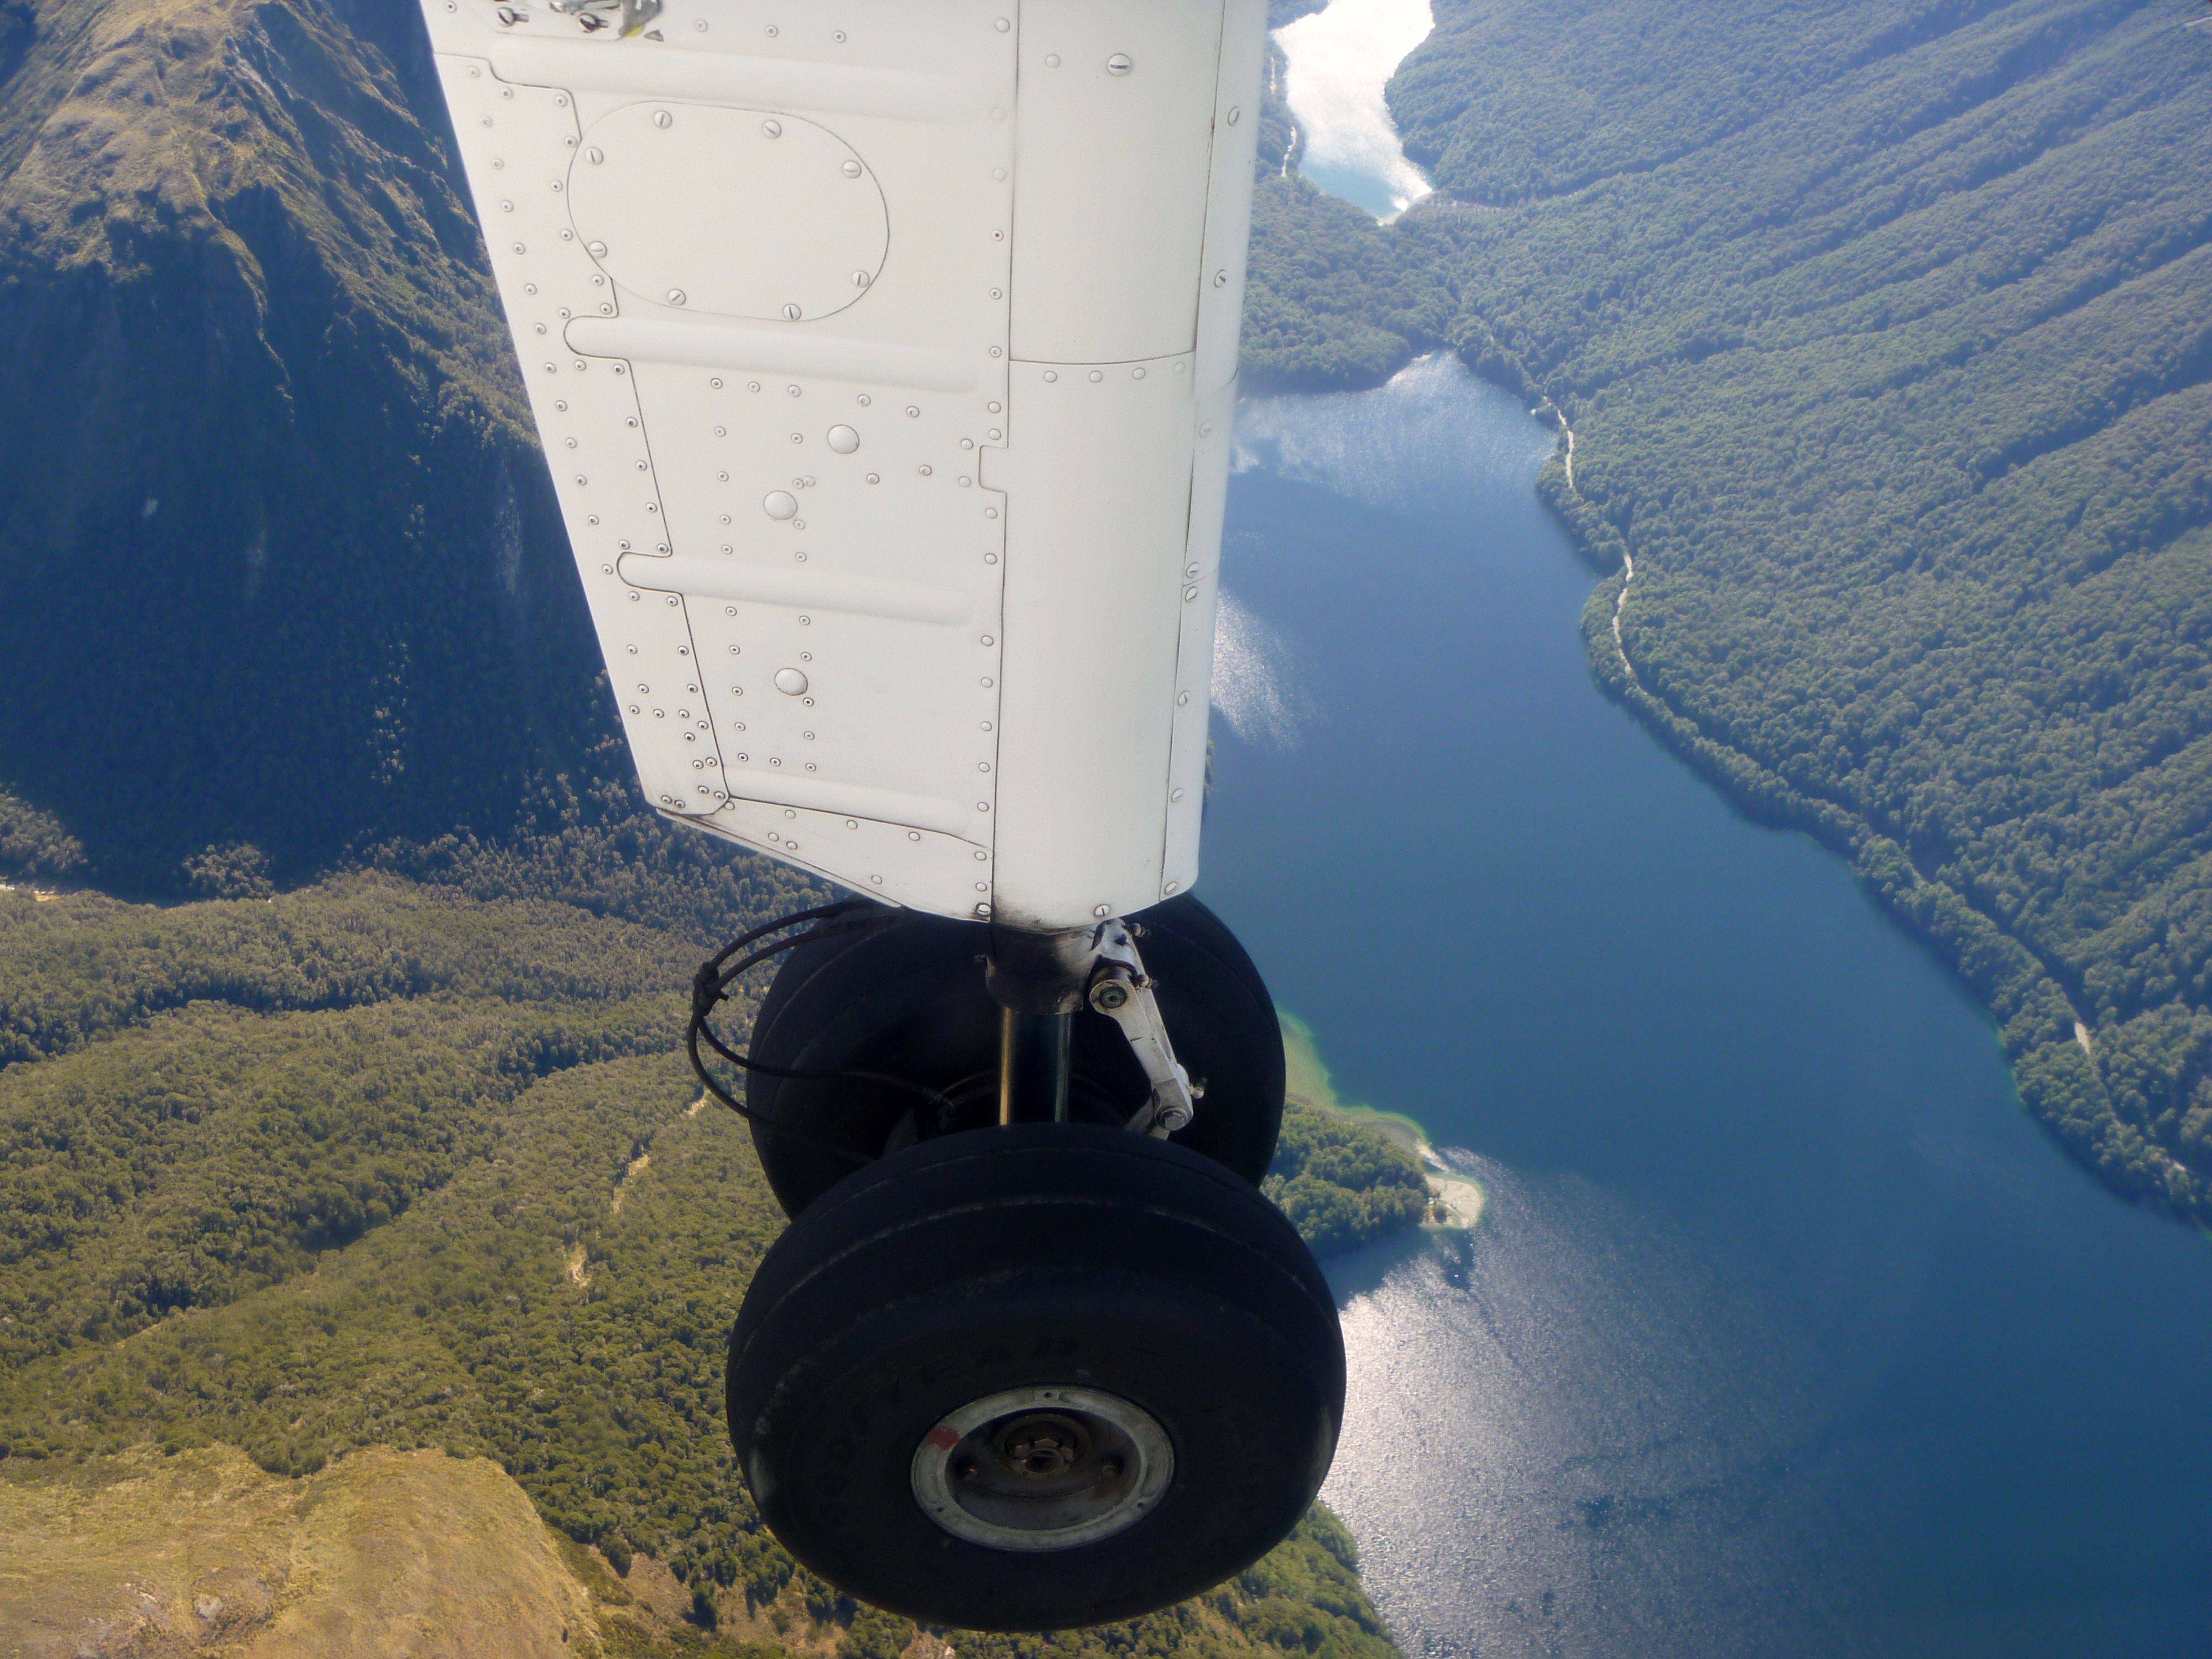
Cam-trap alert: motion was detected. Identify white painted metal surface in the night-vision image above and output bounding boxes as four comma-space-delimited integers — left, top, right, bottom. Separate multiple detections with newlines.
418, 0, 1265, 929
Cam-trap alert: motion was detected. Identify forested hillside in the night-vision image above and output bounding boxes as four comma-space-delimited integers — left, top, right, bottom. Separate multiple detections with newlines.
1239, 0, 2212, 1224
0, 875, 1422, 1651
0, 0, 600, 892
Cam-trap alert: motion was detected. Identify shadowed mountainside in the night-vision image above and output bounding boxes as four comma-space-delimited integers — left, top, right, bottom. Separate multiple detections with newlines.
0, 0, 600, 893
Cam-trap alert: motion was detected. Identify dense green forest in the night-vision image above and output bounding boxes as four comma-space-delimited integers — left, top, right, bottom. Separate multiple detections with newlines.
0, 874, 1421, 1651
1235, 0, 2212, 1227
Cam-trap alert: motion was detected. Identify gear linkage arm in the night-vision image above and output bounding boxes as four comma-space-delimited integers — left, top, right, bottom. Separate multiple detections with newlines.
1086, 920, 1201, 1136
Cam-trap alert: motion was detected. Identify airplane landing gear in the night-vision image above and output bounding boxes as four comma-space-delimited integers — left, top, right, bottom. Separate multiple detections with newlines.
696, 898, 1338, 1631
702, 895, 1286, 1219
725, 1124, 1344, 1631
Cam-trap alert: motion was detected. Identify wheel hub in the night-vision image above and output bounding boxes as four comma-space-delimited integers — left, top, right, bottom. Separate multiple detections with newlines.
911, 1386, 1173, 1552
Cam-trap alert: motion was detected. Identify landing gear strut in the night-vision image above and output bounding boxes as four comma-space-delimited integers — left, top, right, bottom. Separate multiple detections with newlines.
693, 898, 1339, 1631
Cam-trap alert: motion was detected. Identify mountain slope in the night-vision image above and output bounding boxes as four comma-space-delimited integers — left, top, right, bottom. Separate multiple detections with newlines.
0, 877, 1421, 1650
0, 0, 600, 891
1357, 0, 2212, 1222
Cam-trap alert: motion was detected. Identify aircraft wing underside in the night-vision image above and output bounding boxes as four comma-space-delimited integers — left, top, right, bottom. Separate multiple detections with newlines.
420, 0, 1266, 929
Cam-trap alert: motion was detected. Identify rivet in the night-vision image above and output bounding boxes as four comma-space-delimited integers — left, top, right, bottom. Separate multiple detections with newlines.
919, 465, 933, 477
974, 851, 989, 862
828, 425, 860, 454
1133, 367, 1146, 379
992, 168, 1008, 181
1044, 371, 1058, 383
995, 17, 1010, 30
980, 635, 994, 646
872, 875, 884, 885
764, 491, 799, 519
1045, 52, 1061, 67
910, 832, 923, 842
1089, 371, 1104, 383
866, 472, 881, 484
1172, 788, 1187, 803
1177, 692, 1191, 706
1164, 881, 1181, 895
1107, 53, 1133, 75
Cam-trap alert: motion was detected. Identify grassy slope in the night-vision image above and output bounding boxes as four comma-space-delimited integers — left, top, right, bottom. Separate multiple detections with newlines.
1237, 0, 2212, 1224
0, 878, 1414, 1655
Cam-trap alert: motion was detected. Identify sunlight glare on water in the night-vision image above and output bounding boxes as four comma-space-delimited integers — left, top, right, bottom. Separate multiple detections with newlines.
1274, 0, 1437, 217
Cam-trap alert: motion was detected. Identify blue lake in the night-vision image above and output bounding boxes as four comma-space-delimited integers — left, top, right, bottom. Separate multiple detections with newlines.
1202, 359, 2212, 1657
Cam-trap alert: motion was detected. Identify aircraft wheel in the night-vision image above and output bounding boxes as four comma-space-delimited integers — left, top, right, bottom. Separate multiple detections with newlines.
743, 895, 1284, 1217
726, 1122, 1344, 1631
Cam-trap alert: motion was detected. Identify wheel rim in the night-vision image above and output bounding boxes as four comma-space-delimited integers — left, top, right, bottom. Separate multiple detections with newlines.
910, 1385, 1175, 1552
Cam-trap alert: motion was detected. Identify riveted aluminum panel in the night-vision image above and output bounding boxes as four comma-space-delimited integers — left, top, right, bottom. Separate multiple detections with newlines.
418, 0, 1261, 927
1008, 0, 1225, 366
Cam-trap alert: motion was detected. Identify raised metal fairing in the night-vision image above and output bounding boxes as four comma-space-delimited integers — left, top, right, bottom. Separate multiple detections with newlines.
418, 0, 1266, 930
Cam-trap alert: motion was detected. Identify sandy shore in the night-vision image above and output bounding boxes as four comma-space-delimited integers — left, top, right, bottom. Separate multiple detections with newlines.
1280, 1011, 1485, 1230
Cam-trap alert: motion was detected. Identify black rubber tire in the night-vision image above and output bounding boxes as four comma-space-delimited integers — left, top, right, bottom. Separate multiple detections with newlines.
743, 895, 1285, 1218
726, 1123, 1345, 1631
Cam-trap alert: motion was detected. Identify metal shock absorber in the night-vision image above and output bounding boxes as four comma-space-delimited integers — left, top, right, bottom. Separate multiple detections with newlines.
988, 926, 1095, 1125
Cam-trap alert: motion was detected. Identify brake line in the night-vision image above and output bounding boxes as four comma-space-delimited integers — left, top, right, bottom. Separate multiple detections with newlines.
687, 900, 963, 1164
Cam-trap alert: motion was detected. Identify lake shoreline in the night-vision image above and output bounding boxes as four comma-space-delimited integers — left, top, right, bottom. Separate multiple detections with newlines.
1280, 1010, 1484, 1230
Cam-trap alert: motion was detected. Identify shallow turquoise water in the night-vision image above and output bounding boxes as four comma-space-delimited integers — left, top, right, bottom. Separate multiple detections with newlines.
1201, 359, 2212, 1657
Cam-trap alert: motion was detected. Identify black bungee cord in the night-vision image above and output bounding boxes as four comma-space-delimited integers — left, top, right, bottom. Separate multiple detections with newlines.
687, 899, 960, 1162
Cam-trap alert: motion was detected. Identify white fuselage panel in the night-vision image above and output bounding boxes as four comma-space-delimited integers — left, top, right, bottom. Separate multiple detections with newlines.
418, 0, 1264, 928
